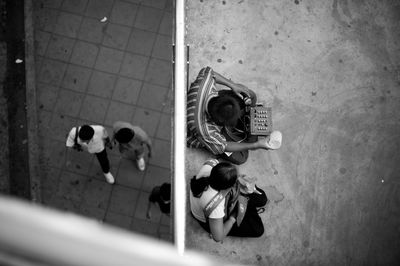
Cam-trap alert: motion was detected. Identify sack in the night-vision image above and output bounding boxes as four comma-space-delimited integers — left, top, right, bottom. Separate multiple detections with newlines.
238, 175, 261, 194
72, 126, 83, 152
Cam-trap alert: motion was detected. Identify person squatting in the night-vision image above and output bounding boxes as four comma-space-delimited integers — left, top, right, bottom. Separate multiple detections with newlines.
187, 66, 282, 242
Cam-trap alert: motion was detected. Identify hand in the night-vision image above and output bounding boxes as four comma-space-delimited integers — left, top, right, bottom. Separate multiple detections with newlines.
234, 83, 250, 96
105, 139, 113, 150
229, 204, 239, 219
146, 210, 151, 219
256, 136, 270, 150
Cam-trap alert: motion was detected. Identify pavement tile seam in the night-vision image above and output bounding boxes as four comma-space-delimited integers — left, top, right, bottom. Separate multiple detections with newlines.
34, 30, 52, 57
136, 84, 168, 112
44, 33, 76, 62
83, 71, 120, 125
44, 17, 87, 117
43, 61, 171, 94
54, 83, 144, 107
84, 0, 116, 20
34, 8, 60, 33
38, 51, 172, 87
110, 186, 141, 217
36, 0, 63, 9
38, 3, 172, 33
111, 1, 140, 27
150, 136, 172, 145
61, 64, 93, 93
53, 11, 84, 39
38, 23, 169, 47
124, 0, 169, 10
101, 24, 132, 51
53, 88, 85, 118
132, 162, 147, 191
155, 113, 172, 141
34, 0, 173, 241
103, 184, 117, 218
61, 0, 90, 15
37, 58, 68, 86
77, 95, 108, 124
126, 1, 168, 104
130, 188, 145, 219
44, 89, 172, 124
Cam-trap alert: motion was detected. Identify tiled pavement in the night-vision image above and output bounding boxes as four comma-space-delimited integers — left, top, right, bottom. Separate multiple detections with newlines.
33, 0, 173, 242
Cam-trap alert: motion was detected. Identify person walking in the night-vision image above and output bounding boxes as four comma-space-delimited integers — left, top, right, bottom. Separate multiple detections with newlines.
112, 121, 152, 171
65, 125, 114, 184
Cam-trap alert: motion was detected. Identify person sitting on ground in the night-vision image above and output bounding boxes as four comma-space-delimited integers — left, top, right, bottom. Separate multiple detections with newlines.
65, 125, 114, 184
187, 66, 282, 165
112, 121, 152, 171
146, 182, 171, 219
190, 158, 268, 242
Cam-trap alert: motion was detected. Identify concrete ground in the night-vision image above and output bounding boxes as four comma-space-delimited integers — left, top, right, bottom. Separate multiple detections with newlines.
185, 0, 400, 265
32, 0, 173, 242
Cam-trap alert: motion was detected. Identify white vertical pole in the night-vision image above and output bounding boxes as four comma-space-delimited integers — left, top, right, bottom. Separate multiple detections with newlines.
174, 0, 186, 255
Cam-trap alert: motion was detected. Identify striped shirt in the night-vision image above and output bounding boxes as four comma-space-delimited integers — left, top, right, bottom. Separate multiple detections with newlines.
187, 67, 227, 155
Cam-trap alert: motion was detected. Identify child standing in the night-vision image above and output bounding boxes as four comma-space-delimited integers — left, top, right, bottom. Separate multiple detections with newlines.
146, 183, 171, 219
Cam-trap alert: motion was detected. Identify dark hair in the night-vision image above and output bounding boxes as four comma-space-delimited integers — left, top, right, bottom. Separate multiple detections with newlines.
115, 128, 135, 143
160, 183, 171, 201
208, 91, 244, 127
78, 125, 94, 141
190, 162, 237, 197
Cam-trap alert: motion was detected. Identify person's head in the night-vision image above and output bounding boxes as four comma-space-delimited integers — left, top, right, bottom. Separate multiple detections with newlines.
207, 92, 244, 127
115, 128, 135, 143
78, 125, 94, 142
208, 162, 238, 191
160, 183, 171, 202
190, 162, 238, 197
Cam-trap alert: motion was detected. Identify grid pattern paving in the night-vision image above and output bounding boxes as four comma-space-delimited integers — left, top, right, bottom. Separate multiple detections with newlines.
33, 0, 173, 242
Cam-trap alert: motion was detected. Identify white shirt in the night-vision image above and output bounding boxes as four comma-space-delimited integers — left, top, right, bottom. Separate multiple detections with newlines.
66, 125, 108, 154
190, 159, 225, 223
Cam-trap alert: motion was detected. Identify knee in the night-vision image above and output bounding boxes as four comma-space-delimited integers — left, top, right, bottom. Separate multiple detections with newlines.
250, 188, 268, 207
259, 194, 268, 206
253, 224, 264, 237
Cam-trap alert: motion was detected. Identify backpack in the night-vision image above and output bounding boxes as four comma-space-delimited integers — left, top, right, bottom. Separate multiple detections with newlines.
72, 127, 83, 152
203, 181, 249, 226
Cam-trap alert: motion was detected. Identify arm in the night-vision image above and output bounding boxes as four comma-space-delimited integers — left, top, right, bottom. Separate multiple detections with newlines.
147, 187, 158, 219
208, 216, 236, 242
145, 138, 152, 158
110, 128, 117, 145
65, 128, 75, 166
146, 200, 155, 219
212, 70, 240, 90
224, 139, 269, 152
104, 136, 113, 149
64, 146, 73, 167
136, 127, 153, 157
212, 70, 257, 105
102, 127, 113, 149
